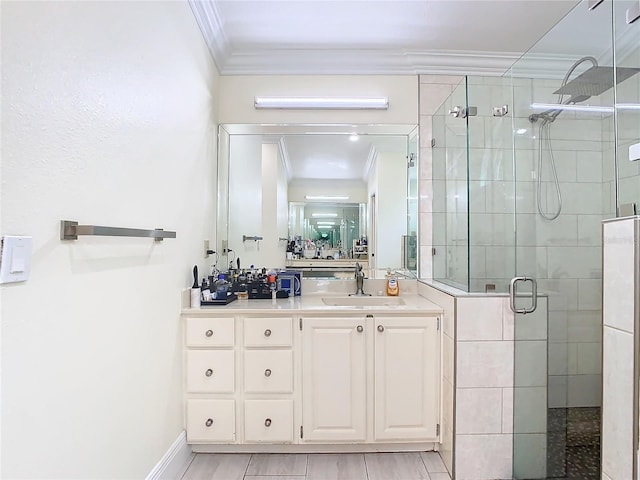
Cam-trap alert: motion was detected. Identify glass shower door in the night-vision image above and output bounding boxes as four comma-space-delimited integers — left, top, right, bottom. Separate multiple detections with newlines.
508, 1, 616, 477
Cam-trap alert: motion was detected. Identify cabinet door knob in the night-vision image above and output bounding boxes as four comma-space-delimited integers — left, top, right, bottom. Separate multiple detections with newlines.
264, 418, 272, 427
205, 418, 213, 427
205, 329, 213, 337
264, 329, 272, 337
205, 369, 213, 377
377, 325, 385, 332
356, 325, 364, 333
264, 368, 272, 377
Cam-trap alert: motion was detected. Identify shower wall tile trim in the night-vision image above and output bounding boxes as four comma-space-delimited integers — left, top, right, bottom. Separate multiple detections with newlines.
601, 217, 637, 480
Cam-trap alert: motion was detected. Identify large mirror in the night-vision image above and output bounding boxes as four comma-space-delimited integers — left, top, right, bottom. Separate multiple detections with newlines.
216, 124, 418, 278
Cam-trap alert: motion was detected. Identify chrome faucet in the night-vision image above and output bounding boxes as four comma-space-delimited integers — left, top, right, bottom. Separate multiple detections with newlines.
350, 262, 371, 296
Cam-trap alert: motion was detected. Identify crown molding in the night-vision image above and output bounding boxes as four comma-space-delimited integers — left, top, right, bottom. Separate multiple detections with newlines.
216, 48, 521, 76
188, 0, 229, 72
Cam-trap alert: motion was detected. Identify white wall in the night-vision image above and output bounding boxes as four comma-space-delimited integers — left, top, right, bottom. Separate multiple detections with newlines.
373, 152, 407, 268
0, 2, 219, 478
228, 135, 262, 268
227, 140, 288, 269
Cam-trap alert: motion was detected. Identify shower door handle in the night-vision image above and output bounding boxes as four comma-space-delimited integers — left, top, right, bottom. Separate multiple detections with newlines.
509, 277, 538, 314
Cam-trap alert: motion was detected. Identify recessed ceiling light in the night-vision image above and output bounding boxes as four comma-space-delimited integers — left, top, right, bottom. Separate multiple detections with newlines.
305, 195, 349, 200
316, 221, 336, 225
311, 213, 338, 217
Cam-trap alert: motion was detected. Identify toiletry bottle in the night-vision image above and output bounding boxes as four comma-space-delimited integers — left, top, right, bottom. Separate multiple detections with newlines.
386, 272, 399, 296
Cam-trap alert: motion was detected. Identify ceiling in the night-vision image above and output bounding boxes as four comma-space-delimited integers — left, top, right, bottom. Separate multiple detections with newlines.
189, 0, 581, 75
283, 134, 408, 181
207, 1, 585, 181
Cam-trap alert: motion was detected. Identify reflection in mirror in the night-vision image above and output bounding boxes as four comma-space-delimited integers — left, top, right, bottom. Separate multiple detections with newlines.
216, 124, 418, 278
287, 202, 366, 260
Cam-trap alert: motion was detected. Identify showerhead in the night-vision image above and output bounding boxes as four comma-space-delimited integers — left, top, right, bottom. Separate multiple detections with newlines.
530, 57, 640, 124
553, 65, 640, 98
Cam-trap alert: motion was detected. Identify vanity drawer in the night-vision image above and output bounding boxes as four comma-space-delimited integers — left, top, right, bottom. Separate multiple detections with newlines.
244, 317, 292, 347
244, 350, 293, 393
186, 317, 235, 347
186, 350, 235, 393
244, 399, 293, 443
187, 399, 235, 442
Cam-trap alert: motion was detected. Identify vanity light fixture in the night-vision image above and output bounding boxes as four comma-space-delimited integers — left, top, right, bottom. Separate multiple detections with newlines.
254, 96, 389, 110
311, 213, 338, 218
305, 195, 349, 200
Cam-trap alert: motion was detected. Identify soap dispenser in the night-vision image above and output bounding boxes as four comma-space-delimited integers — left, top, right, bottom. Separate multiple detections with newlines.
386, 269, 399, 296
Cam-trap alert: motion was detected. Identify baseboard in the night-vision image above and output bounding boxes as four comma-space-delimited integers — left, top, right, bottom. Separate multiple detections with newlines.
146, 431, 194, 480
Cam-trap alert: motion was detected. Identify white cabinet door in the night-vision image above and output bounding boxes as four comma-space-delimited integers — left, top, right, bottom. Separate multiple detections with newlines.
301, 317, 367, 442
373, 316, 439, 441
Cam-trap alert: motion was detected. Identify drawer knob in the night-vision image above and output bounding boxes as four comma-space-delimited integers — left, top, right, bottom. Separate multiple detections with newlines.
264, 329, 272, 337
377, 325, 385, 332
205, 369, 213, 377
264, 418, 272, 427
205, 329, 213, 337
356, 325, 363, 333
264, 368, 272, 377
205, 418, 213, 427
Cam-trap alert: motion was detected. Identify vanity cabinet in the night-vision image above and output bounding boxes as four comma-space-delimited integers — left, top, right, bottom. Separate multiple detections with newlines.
300, 315, 440, 443
183, 306, 441, 449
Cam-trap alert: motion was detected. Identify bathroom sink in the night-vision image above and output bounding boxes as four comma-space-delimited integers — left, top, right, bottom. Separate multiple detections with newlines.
321, 296, 406, 307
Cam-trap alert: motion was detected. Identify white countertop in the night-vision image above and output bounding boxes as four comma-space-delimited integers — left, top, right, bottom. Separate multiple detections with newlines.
182, 293, 443, 316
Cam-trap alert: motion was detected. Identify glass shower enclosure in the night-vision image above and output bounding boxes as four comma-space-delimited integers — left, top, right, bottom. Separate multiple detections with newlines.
430, 0, 640, 477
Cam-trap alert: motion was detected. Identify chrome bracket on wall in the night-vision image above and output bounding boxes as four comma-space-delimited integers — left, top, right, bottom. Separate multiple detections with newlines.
588, 0, 604, 10
242, 235, 263, 242
492, 105, 509, 117
620, 203, 637, 217
449, 106, 477, 118
509, 276, 538, 314
627, 0, 640, 23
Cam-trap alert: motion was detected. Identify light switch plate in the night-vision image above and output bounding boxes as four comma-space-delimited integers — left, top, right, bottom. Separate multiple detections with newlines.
0, 235, 33, 284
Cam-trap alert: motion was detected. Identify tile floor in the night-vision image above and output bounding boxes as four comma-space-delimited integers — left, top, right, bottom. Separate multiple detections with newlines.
181, 452, 451, 480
